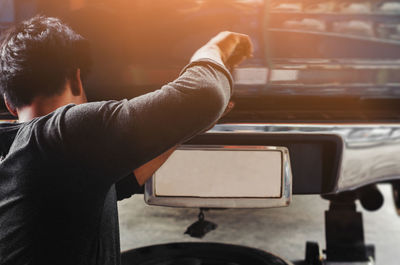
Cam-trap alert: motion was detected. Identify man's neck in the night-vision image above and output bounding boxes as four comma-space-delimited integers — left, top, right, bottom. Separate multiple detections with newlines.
17, 97, 66, 122
17, 89, 86, 122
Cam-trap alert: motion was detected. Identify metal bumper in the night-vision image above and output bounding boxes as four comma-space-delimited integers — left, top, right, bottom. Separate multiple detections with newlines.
210, 123, 400, 193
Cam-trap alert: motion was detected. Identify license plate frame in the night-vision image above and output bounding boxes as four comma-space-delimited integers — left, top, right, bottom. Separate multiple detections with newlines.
145, 145, 292, 208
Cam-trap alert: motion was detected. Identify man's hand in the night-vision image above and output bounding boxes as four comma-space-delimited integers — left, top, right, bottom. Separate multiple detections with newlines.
191, 31, 254, 70
134, 147, 176, 185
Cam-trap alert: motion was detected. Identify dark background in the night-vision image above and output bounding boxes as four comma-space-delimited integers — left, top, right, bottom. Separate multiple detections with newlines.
2, 0, 400, 123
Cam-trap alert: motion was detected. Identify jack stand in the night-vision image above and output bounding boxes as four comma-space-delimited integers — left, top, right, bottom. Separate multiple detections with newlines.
303, 193, 375, 265
324, 198, 375, 264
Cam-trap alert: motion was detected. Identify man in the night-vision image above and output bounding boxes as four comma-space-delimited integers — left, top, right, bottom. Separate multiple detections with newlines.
0, 16, 252, 265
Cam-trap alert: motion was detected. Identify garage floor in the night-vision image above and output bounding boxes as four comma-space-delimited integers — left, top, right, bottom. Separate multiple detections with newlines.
118, 184, 400, 265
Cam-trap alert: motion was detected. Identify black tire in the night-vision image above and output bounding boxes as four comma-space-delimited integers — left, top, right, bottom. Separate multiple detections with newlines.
121, 242, 291, 265
305, 242, 321, 265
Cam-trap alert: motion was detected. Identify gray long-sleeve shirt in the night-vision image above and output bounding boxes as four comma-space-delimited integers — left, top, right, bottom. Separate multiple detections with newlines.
0, 59, 232, 265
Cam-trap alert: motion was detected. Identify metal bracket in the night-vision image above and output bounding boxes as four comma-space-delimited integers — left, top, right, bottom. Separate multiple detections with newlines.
323, 193, 375, 264
301, 193, 376, 265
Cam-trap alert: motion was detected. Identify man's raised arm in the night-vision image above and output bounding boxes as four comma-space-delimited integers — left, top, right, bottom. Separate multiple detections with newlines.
46, 32, 253, 185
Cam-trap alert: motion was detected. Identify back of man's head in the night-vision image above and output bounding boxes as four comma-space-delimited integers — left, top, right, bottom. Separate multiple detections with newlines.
0, 15, 91, 109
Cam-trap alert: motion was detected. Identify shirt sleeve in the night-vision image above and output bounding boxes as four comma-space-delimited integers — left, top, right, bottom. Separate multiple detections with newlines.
115, 173, 142, 201
36, 59, 233, 186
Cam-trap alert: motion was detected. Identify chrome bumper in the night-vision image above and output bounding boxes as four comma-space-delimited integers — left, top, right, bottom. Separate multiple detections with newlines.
210, 124, 400, 192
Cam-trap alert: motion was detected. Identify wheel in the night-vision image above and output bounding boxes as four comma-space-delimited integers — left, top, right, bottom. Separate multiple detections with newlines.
305, 242, 322, 265
121, 242, 292, 265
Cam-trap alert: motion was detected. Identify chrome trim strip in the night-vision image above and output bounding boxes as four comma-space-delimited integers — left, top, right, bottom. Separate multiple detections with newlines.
145, 145, 292, 208
209, 124, 400, 192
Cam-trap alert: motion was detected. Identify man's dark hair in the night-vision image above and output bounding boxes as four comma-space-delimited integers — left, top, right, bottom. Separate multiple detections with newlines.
0, 15, 92, 109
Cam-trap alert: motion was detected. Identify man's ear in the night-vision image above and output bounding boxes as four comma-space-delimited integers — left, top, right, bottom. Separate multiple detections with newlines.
3, 95, 17, 117
70, 68, 84, 96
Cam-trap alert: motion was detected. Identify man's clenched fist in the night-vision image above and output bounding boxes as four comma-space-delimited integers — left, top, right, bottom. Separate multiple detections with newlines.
191, 31, 254, 70
208, 31, 253, 68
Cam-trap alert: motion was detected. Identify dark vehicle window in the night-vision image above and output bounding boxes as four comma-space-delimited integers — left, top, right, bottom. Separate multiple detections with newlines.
264, 0, 400, 97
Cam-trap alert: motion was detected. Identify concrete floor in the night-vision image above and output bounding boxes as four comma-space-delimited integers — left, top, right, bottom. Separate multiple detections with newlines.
118, 184, 400, 265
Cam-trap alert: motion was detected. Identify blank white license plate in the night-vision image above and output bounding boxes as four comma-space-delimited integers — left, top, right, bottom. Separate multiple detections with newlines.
145, 146, 292, 208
